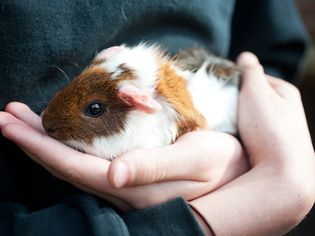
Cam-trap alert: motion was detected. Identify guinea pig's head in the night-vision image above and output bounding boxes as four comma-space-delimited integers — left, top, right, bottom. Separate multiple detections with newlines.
42, 44, 165, 160
42, 66, 128, 144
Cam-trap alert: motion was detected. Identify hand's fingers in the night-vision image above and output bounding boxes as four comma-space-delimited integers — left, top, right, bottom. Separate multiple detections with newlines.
266, 75, 301, 100
4, 102, 45, 132
237, 53, 299, 101
1, 122, 116, 192
2, 121, 206, 209
3, 122, 228, 210
108, 131, 244, 188
0, 111, 25, 132
1, 115, 231, 210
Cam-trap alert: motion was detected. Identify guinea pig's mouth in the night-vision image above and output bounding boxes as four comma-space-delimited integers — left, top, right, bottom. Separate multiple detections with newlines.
43, 124, 74, 143
43, 125, 63, 138
45, 127, 58, 135
42, 116, 59, 135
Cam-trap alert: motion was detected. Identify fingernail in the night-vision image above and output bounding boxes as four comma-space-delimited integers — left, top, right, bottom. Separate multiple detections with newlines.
112, 161, 129, 188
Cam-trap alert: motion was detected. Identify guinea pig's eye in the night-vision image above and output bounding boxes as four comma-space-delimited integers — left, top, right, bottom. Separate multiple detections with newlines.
84, 101, 106, 117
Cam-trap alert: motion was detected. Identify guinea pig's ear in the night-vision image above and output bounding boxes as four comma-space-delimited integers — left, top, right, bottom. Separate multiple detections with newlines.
118, 85, 162, 113
96, 46, 125, 60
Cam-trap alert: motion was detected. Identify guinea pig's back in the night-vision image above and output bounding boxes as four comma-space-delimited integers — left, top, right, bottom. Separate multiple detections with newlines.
183, 52, 240, 134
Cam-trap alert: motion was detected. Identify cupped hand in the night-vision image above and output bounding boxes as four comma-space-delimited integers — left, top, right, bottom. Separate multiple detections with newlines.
0, 102, 248, 211
188, 52, 315, 236
108, 131, 248, 188
237, 52, 315, 170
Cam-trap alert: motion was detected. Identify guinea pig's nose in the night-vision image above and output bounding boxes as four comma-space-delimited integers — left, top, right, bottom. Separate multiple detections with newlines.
46, 127, 57, 134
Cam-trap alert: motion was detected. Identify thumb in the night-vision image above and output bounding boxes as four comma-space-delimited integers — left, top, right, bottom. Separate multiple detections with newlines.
236, 52, 269, 93
107, 131, 243, 188
108, 143, 199, 188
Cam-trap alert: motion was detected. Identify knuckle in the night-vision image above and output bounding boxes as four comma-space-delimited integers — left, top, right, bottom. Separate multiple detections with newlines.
177, 131, 225, 181
281, 81, 301, 98
289, 85, 301, 98
142, 157, 167, 183
194, 161, 212, 181
155, 159, 168, 181
0, 112, 13, 121
286, 82, 299, 93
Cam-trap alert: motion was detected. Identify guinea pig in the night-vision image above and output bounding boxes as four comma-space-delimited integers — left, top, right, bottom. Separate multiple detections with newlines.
42, 43, 240, 160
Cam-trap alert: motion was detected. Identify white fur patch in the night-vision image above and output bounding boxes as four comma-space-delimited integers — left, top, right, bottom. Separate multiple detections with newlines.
97, 44, 160, 94
66, 100, 179, 160
186, 62, 239, 134
67, 44, 239, 160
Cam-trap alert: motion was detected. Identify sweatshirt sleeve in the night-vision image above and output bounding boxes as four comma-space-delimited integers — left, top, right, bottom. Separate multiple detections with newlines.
0, 133, 205, 236
229, 0, 310, 83
0, 194, 204, 236
121, 197, 205, 236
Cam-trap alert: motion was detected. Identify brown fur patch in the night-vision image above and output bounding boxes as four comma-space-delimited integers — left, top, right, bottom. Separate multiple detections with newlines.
42, 66, 136, 145
156, 61, 207, 139
208, 63, 240, 81
90, 58, 105, 66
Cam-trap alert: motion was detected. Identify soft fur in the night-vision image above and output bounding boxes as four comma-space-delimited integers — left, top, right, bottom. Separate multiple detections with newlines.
42, 44, 239, 160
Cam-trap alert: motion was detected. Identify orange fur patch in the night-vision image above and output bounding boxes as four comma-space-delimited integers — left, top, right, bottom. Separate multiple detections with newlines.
156, 61, 207, 139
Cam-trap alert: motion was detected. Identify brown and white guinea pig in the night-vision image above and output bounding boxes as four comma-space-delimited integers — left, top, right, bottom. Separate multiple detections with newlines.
42, 43, 240, 160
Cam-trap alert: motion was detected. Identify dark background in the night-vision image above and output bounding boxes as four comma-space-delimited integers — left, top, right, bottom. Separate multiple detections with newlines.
288, 0, 315, 235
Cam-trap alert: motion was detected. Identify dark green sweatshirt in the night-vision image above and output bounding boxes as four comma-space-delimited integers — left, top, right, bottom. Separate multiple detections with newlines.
0, 0, 309, 235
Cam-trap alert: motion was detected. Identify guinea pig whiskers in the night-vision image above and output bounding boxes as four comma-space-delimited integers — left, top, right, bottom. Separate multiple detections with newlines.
35, 85, 49, 112
50, 65, 71, 84
34, 103, 47, 114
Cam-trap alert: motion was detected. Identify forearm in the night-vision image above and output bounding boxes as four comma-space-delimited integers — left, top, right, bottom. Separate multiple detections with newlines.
190, 162, 315, 236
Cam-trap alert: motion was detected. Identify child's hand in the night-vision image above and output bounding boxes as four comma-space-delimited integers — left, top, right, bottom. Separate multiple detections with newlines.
237, 52, 315, 170
0, 102, 248, 211
107, 130, 248, 189
189, 52, 315, 236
